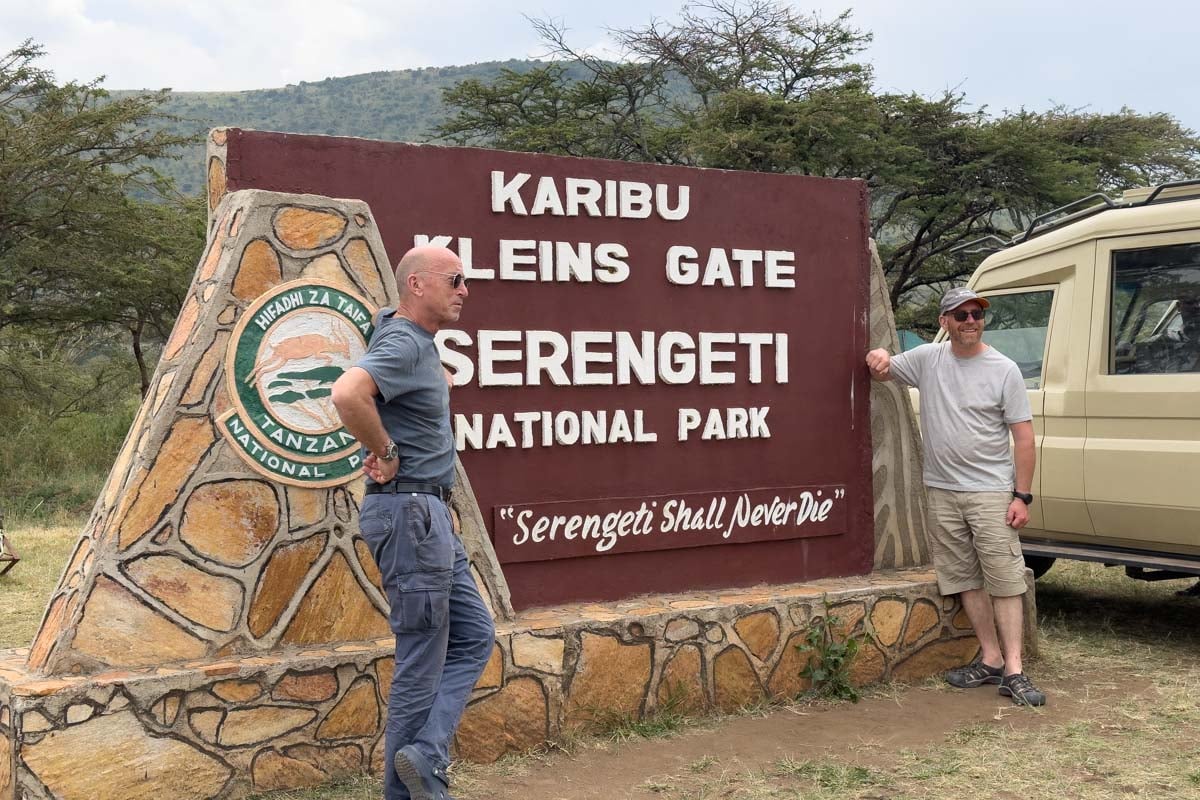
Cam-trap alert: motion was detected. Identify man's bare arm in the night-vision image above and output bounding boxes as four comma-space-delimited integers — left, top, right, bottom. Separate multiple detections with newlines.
1010, 420, 1035, 494
1007, 420, 1036, 528
331, 367, 397, 483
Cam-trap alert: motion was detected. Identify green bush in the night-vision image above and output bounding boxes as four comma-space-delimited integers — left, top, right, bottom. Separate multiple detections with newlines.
0, 395, 138, 525
799, 595, 863, 702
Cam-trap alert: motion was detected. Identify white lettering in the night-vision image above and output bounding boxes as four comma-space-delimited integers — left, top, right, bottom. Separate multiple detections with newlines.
498, 240, 538, 280
437, 329, 474, 386
531, 176, 565, 216
678, 408, 701, 441
699, 332, 737, 385
432, 330, 786, 388
620, 181, 652, 218
525, 330, 570, 386
491, 171, 530, 214
477, 329, 524, 387
565, 178, 602, 216
485, 415, 516, 448
572, 331, 615, 386
594, 243, 630, 283
489, 171, 690, 220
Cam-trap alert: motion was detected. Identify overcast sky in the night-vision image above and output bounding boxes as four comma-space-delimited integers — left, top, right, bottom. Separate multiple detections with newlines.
2, 0, 1197, 132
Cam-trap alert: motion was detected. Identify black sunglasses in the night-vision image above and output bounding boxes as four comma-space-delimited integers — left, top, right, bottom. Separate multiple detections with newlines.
949, 309, 986, 322
419, 271, 467, 289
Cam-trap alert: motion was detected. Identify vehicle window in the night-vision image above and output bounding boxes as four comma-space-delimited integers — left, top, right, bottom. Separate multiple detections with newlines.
981, 291, 1053, 389
1110, 243, 1200, 375
897, 329, 929, 352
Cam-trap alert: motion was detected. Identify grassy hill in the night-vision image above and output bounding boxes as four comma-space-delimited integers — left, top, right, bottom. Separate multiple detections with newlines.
123, 60, 542, 195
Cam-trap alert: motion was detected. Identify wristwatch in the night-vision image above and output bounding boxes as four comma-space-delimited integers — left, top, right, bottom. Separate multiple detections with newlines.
376, 441, 398, 462
1012, 491, 1033, 505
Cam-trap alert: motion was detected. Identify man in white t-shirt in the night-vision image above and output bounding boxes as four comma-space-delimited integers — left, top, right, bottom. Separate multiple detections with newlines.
866, 287, 1045, 707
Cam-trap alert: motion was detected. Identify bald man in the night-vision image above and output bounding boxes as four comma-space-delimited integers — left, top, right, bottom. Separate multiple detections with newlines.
332, 246, 493, 800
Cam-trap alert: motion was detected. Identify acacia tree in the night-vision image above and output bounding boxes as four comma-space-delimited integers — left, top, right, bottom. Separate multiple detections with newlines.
440, 1, 871, 163
0, 41, 201, 399
862, 99, 1200, 312
437, 2, 1200, 310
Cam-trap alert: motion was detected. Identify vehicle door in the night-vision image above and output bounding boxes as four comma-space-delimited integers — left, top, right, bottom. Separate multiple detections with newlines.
976, 287, 1057, 533
1084, 234, 1200, 550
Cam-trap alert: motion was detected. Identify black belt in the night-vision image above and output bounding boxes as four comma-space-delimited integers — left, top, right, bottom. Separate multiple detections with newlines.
365, 481, 452, 502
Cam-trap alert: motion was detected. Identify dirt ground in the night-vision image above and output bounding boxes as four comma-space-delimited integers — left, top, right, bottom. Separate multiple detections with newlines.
452, 670, 1150, 800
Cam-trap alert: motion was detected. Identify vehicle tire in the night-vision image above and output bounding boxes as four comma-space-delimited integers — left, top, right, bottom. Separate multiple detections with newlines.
1024, 555, 1056, 579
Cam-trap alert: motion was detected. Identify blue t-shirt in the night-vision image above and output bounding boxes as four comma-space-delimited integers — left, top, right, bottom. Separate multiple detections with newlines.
356, 310, 455, 488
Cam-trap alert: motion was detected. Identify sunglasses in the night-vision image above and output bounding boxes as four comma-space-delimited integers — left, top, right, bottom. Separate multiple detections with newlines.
949, 309, 986, 322
420, 271, 467, 289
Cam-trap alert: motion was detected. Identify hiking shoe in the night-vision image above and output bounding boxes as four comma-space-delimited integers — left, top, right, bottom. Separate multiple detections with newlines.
393, 745, 451, 800
944, 658, 1004, 688
999, 672, 1046, 707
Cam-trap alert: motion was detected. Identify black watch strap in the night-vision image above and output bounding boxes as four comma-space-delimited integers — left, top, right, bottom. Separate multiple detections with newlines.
1012, 491, 1033, 505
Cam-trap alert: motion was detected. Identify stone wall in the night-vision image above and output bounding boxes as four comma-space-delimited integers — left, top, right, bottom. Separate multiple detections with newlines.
456, 571, 981, 761
1, 642, 391, 799
25, 191, 395, 675
1, 569, 979, 798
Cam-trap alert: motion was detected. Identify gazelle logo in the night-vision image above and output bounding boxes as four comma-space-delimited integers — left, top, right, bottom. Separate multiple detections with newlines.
219, 279, 374, 487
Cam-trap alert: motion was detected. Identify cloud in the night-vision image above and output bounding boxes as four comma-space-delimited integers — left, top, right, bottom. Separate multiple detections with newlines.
3, 0, 433, 89
2, 0, 688, 89
1, 0, 1195, 131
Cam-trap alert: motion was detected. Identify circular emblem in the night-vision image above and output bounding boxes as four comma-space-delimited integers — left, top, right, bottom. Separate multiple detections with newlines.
218, 280, 374, 487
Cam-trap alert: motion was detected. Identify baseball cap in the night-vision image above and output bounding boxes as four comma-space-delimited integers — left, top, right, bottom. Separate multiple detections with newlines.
939, 287, 990, 315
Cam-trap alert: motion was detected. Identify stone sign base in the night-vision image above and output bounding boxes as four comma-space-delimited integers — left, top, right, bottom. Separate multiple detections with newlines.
0, 569, 1033, 799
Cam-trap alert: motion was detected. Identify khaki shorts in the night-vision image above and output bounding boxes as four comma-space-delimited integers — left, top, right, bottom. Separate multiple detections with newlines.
926, 487, 1026, 597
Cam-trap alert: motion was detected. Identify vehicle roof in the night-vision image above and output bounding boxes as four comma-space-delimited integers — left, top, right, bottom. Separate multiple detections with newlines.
976, 188, 1200, 276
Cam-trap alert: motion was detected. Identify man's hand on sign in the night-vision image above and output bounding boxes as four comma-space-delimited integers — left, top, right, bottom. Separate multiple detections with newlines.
865, 348, 892, 381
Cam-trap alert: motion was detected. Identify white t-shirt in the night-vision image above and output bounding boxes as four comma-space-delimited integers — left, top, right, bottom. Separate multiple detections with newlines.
888, 342, 1032, 492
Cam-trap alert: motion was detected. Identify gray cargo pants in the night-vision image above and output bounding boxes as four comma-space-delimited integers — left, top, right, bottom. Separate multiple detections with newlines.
359, 491, 495, 800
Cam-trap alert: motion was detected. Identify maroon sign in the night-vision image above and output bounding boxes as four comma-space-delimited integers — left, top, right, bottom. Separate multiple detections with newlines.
222, 130, 874, 608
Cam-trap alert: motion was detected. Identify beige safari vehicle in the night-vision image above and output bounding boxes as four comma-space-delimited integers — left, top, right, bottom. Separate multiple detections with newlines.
919, 180, 1200, 583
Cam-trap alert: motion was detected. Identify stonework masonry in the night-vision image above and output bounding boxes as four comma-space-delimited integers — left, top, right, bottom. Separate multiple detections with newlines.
2, 572, 988, 799
0, 132, 1037, 799
867, 240, 931, 570
28, 191, 404, 676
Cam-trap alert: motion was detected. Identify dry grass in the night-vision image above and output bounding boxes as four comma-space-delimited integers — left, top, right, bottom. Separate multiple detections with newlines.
238, 776, 381, 800
0, 523, 78, 648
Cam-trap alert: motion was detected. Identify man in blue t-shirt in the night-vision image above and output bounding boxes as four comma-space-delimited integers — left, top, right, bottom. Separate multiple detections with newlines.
333, 245, 494, 800
866, 287, 1045, 707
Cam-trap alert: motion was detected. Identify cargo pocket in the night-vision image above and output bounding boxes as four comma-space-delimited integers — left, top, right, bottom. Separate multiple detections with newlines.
1010, 538, 1024, 558
391, 569, 452, 633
